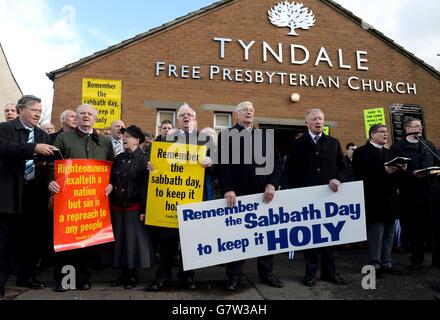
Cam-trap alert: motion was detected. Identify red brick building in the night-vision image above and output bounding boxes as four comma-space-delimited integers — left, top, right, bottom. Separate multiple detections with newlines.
48, 0, 440, 154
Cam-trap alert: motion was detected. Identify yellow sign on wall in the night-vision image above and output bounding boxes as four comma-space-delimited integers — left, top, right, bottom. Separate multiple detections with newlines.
363, 108, 386, 139
82, 78, 122, 129
145, 142, 207, 229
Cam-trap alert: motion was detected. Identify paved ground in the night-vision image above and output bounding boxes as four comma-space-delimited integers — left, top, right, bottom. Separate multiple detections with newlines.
5, 249, 440, 301
1, 248, 440, 301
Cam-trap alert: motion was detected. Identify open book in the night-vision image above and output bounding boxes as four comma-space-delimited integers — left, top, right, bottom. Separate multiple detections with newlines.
413, 166, 440, 176
34, 147, 64, 162
384, 157, 412, 167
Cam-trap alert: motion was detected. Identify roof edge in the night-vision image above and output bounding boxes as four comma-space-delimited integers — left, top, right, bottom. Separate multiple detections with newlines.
1, 42, 24, 94
47, 0, 440, 82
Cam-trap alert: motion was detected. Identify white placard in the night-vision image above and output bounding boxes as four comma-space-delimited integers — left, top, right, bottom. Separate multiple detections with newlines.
178, 181, 366, 271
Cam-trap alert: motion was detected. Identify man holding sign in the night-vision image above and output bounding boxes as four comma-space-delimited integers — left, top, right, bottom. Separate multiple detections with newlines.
146, 103, 212, 292
49, 104, 114, 292
218, 101, 283, 291
285, 109, 348, 287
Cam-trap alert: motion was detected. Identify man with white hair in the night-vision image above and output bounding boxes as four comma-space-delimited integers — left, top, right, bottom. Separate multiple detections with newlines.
42, 123, 55, 134
48, 104, 114, 292
51, 109, 77, 143
218, 101, 283, 291
147, 103, 212, 292
3, 103, 17, 121
285, 108, 348, 287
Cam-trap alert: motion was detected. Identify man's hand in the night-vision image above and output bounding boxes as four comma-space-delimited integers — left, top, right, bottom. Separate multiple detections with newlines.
48, 181, 60, 193
105, 184, 113, 197
329, 179, 341, 192
200, 157, 213, 168
225, 191, 236, 208
34, 144, 54, 156
263, 184, 276, 204
147, 162, 155, 172
140, 214, 146, 222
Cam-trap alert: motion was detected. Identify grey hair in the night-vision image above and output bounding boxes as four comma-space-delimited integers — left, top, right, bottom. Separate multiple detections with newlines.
77, 104, 98, 116
4, 102, 16, 109
306, 108, 324, 118
177, 103, 196, 118
235, 101, 253, 113
16, 95, 41, 111
60, 110, 75, 125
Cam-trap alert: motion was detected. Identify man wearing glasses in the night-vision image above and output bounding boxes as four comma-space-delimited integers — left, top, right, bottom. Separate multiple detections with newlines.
391, 117, 440, 271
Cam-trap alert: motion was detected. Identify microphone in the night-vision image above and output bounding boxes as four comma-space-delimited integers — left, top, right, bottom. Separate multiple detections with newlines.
404, 132, 421, 138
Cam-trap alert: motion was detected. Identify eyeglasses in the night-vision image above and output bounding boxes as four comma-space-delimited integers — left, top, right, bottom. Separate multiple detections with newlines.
408, 125, 423, 129
178, 113, 195, 118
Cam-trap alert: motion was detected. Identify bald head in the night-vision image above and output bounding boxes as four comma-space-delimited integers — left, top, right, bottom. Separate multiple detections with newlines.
111, 120, 125, 140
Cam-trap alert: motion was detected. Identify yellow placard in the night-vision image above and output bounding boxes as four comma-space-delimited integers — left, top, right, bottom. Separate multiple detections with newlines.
145, 142, 207, 229
82, 78, 122, 129
323, 126, 330, 136
363, 108, 386, 139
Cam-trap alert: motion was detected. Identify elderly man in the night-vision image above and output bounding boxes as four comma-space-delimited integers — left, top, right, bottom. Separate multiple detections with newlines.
353, 124, 404, 276
110, 120, 125, 156
51, 109, 78, 143
49, 104, 114, 292
42, 123, 55, 134
147, 103, 212, 292
0, 95, 54, 298
285, 109, 347, 287
3, 103, 18, 121
391, 117, 440, 270
217, 101, 283, 291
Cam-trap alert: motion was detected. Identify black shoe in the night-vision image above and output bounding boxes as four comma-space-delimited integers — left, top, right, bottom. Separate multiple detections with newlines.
409, 262, 422, 271
321, 273, 348, 285
261, 274, 284, 288
0, 286, 4, 299
16, 277, 46, 289
146, 278, 167, 292
382, 266, 403, 275
54, 283, 68, 292
110, 278, 124, 287
124, 278, 138, 290
182, 278, 196, 290
226, 275, 240, 291
303, 276, 316, 287
78, 281, 91, 290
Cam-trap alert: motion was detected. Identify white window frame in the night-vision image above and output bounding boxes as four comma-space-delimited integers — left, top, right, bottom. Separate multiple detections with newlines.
214, 112, 232, 132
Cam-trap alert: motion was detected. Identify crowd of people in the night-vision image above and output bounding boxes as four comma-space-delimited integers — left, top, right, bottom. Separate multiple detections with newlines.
0, 97, 439, 300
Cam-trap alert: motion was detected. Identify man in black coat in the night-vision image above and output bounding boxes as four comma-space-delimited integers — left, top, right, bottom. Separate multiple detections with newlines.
0, 95, 54, 298
146, 104, 212, 292
352, 124, 404, 276
390, 117, 440, 270
218, 101, 283, 291
285, 109, 347, 287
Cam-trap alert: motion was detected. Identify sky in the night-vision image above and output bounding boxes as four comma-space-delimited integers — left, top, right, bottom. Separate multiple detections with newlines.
0, 0, 439, 122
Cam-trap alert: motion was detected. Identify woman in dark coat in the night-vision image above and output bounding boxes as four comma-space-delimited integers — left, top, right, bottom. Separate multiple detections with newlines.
110, 125, 154, 289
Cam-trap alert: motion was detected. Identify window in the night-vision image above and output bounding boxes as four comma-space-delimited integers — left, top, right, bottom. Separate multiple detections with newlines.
214, 112, 232, 133
156, 110, 176, 136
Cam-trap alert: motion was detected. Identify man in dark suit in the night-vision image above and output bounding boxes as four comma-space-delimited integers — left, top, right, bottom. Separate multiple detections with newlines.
146, 104, 212, 292
285, 108, 347, 287
352, 124, 404, 276
0, 95, 55, 298
218, 101, 283, 291
390, 117, 440, 270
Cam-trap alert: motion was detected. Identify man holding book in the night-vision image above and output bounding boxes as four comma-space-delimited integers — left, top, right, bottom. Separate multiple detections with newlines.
353, 124, 406, 276
391, 117, 440, 269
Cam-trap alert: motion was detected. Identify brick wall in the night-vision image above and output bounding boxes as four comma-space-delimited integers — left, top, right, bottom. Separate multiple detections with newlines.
51, 0, 440, 148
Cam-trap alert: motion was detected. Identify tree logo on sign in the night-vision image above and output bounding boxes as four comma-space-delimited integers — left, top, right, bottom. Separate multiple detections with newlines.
268, 1, 316, 36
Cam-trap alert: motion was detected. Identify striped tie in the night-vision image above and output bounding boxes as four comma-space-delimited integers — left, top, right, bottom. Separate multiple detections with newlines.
113, 140, 123, 156
24, 129, 35, 180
